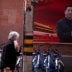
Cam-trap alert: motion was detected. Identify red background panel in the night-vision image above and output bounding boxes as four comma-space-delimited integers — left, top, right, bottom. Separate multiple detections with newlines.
34, 0, 72, 42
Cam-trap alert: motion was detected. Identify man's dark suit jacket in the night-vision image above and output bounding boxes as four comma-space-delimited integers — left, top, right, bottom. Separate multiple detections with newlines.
56, 18, 72, 43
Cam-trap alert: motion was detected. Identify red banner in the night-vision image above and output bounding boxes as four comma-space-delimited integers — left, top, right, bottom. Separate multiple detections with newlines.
34, 0, 72, 42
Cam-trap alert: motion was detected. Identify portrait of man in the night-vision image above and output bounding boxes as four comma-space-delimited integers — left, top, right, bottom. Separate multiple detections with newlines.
34, 0, 72, 43
56, 4, 72, 43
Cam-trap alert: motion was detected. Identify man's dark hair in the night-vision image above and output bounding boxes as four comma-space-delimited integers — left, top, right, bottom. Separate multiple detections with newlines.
65, 4, 72, 9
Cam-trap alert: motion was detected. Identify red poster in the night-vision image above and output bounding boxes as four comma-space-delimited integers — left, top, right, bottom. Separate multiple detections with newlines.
34, 0, 72, 43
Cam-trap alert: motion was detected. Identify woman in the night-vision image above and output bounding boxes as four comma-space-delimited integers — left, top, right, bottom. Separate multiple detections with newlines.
1, 31, 20, 72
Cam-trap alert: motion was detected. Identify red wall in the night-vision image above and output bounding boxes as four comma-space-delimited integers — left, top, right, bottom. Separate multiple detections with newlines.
0, 0, 23, 44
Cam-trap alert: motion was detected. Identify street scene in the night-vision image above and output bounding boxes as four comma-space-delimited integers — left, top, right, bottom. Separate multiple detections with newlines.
0, 0, 72, 72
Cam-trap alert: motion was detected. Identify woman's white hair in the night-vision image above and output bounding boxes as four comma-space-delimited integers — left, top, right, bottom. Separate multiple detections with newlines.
8, 31, 19, 40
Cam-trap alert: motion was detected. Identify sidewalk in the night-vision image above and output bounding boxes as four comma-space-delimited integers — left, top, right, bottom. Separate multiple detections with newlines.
23, 56, 32, 72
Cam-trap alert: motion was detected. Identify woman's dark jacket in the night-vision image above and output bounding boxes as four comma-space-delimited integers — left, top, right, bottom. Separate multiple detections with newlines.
1, 40, 19, 70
